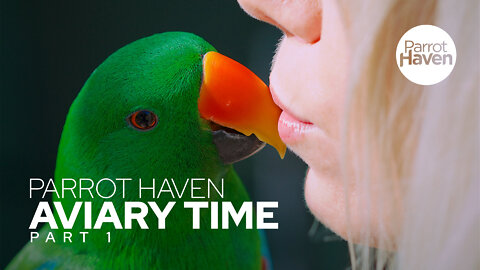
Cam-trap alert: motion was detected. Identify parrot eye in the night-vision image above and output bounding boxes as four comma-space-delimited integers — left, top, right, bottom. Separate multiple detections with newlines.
128, 110, 158, 130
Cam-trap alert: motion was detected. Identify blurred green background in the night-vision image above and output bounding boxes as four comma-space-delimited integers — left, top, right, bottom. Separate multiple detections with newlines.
0, 0, 349, 269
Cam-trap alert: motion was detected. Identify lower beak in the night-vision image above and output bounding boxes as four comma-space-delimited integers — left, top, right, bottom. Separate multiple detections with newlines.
198, 51, 286, 163
211, 128, 265, 164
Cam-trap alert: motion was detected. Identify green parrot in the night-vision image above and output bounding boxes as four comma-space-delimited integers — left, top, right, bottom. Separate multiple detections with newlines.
7, 32, 285, 270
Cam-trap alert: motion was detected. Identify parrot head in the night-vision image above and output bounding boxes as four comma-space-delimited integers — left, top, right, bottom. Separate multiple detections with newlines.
56, 32, 285, 181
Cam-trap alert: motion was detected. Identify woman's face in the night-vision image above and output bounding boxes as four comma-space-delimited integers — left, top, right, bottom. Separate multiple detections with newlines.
237, 0, 397, 246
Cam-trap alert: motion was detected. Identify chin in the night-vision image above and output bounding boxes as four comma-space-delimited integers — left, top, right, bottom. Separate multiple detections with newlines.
304, 168, 398, 249
304, 167, 351, 241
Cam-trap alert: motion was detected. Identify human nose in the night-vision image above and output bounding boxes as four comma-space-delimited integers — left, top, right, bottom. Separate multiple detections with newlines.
237, 0, 323, 43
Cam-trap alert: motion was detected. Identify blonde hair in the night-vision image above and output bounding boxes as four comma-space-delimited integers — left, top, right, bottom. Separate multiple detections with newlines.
342, 0, 479, 269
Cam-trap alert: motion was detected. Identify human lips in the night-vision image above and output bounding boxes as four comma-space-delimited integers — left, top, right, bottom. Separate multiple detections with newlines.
270, 87, 316, 144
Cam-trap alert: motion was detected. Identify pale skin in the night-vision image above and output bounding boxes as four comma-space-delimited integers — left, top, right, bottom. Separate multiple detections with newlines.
237, 0, 399, 247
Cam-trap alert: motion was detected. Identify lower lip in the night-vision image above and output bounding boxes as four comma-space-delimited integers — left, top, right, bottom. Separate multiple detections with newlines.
278, 110, 314, 144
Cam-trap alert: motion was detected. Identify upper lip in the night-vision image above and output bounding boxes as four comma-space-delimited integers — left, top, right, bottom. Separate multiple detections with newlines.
269, 85, 313, 124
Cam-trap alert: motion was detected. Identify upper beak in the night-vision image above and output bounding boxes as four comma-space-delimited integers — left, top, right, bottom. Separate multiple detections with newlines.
198, 51, 286, 162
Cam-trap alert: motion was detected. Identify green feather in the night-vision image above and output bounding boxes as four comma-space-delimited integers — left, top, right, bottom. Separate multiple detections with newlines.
8, 32, 261, 270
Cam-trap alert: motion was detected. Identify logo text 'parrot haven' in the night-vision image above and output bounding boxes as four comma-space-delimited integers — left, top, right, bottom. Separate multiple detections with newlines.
395, 25, 456, 85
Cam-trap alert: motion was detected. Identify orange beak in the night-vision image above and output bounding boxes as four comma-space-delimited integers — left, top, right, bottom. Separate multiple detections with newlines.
198, 51, 286, 158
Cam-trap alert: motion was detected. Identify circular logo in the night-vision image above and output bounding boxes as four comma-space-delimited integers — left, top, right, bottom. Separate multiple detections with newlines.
396, 25, 456, 85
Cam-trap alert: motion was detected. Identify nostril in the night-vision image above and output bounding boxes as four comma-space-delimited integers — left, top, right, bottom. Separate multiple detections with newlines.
261, 13, 295, 38
310, 36, 321, 44
251, 10, 321, 45
237, 0, 322, 45
237, 0, 295, 37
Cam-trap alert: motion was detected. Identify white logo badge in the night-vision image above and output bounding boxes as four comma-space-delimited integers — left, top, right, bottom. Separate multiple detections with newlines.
396, 25, 456, 85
